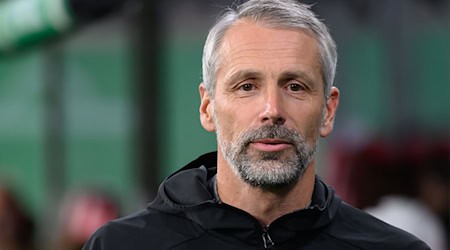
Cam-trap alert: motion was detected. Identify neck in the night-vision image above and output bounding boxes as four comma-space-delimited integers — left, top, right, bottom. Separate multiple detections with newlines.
216, 154, 316, 226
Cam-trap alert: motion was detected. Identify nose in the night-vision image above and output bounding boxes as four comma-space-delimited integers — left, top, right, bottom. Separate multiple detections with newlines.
259, 87, 286, 125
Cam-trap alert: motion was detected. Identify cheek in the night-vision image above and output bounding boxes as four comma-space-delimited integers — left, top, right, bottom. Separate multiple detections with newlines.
214, 104, 238, 140
215, 98, 258, 143
296, 105, 324, 140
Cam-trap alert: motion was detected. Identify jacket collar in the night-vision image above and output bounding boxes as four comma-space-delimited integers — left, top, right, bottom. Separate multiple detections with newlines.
149, 152, 341, 245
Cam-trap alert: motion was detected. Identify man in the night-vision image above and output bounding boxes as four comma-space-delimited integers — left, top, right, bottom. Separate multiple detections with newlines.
84, 0, 430, 249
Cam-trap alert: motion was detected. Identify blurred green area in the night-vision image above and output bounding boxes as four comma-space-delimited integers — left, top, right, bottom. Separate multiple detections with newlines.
159, 35, 217, 178
0, 51, 46, 218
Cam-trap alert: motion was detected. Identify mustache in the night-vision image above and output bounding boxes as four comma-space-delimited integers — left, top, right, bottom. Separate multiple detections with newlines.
238, 125, 304, 146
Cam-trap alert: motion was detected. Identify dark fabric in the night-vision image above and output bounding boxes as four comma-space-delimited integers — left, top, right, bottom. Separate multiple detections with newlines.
83, 152, 430, 250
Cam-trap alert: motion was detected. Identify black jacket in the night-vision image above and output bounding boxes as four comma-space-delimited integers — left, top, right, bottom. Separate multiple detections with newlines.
83, 152, 429, 250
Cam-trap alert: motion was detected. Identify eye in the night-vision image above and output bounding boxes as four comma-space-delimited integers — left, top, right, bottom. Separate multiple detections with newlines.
288, 83, 304, 92
240, 83, 254, 91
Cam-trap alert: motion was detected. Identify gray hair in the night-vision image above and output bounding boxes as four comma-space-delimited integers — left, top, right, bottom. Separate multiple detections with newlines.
202, 0, 337, 98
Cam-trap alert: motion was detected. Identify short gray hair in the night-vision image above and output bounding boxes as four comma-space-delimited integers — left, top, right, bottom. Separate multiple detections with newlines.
202, 0, 337, 98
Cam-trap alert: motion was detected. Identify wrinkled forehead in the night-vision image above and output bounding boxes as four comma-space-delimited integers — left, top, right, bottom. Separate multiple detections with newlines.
216, 20, 323, 82
217, 20, 321, 68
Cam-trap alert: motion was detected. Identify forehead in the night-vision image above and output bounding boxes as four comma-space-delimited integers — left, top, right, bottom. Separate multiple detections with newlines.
217, 20, 322, 82
223, 20, 316, 47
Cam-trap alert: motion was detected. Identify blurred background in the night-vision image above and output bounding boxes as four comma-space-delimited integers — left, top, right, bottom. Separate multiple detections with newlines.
0, 0, 448, 249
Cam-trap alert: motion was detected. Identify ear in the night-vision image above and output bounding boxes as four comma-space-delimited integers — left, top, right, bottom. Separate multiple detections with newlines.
320, 86, 340, 137
199, 83, 216, 132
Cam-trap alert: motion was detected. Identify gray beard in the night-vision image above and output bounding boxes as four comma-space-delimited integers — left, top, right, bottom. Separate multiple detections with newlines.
216, 124, 317, 189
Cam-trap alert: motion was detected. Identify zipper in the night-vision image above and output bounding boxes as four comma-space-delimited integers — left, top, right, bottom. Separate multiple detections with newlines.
262, 226, 275, 249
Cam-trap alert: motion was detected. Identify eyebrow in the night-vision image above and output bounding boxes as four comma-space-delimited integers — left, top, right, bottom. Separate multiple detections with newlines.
279, 70, 316, 86
224, 70, 264, 85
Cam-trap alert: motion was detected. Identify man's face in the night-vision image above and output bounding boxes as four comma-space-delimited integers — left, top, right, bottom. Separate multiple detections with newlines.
200, 20, 339, 188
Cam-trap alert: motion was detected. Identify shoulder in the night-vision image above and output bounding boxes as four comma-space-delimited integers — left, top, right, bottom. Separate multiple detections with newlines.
82, 208, 206, 250
324, 202, 430, 250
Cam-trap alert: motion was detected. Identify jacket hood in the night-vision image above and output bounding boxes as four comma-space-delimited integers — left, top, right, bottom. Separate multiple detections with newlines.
148, 152, 342, 245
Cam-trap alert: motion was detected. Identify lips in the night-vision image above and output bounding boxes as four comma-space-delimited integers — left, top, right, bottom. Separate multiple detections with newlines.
250, 138, 293, 152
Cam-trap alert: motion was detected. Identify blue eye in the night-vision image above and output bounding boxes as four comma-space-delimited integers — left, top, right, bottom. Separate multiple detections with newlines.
289, 83, 303, 91
241, 83, 254, 91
